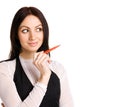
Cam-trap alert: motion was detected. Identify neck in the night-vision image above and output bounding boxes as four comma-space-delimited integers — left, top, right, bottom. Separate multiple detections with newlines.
20, 52, 35, 60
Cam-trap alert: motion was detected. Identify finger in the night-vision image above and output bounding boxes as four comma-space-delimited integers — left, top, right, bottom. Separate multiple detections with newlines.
37, 54, 49, 65
34, 53, 49, 68
33, 51, 43, 61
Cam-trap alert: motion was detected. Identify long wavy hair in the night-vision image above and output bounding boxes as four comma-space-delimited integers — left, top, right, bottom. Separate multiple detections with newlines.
9, 6, 49, 60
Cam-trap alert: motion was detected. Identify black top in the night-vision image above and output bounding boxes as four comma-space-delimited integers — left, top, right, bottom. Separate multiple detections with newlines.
14, 57, 60, 107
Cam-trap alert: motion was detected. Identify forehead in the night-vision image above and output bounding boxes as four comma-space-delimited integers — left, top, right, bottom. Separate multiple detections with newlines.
20, 15, 42, 27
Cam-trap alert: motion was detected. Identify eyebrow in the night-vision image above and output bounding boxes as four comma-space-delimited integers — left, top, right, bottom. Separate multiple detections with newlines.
35, 24, 43, 28
19, 24, 43, 29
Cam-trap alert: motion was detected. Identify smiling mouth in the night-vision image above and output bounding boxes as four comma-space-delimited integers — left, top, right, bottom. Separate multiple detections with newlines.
28, 42, 37, 47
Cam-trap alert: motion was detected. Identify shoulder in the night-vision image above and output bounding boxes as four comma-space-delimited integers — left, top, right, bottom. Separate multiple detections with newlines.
0, 59, 16, 67
49, 60, 66, 79
0, 59, 16, 76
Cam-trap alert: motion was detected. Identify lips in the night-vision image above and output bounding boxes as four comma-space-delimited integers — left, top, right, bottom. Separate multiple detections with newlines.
28, 42, 37, 47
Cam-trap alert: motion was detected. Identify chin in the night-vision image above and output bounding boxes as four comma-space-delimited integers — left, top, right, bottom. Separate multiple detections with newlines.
28, 48, 38, 52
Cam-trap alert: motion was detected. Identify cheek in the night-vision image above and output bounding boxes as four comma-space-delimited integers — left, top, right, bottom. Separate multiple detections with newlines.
38, 33, 44, 41
41, 35, 44, 41
18, 34, 27, 44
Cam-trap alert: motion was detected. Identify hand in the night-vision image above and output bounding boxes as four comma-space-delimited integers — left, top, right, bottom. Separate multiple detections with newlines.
33, 51, 51, 85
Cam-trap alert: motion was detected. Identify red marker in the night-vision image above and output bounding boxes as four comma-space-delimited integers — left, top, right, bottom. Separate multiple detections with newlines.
44, 45, 60, 54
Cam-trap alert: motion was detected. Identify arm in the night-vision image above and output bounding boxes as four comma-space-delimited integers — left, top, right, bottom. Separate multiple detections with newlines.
0, 61, 47, 107
49, 61, 74, 107
59, 71, 74, 107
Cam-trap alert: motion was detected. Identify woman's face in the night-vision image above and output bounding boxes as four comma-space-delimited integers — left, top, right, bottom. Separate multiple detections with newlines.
18, 15, 43, 54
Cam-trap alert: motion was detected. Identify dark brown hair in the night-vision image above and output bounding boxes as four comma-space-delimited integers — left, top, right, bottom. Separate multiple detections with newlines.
9, 6, 49, 60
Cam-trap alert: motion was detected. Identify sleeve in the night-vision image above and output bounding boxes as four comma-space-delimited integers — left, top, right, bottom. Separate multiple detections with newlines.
0, 62, 47, 107
50, 61, 74, 107
59, 70, 74, 107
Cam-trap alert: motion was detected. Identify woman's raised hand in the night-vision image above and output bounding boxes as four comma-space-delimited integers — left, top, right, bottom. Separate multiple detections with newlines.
33, 51, 51, 85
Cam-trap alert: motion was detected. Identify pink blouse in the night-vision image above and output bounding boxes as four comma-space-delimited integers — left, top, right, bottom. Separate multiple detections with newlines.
0, 56, 73, 107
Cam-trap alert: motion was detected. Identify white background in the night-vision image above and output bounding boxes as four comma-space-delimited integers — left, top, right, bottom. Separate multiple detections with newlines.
0, 0, 120, 107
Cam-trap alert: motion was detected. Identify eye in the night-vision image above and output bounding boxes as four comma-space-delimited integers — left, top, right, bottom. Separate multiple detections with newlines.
22, 29, 29, 33
36, 27, 43, 32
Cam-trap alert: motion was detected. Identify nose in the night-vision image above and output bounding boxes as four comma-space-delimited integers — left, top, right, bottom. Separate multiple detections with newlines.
29, 31, 35, 40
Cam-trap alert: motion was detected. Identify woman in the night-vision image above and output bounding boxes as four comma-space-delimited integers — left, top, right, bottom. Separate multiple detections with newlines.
0, 6, 73, 107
